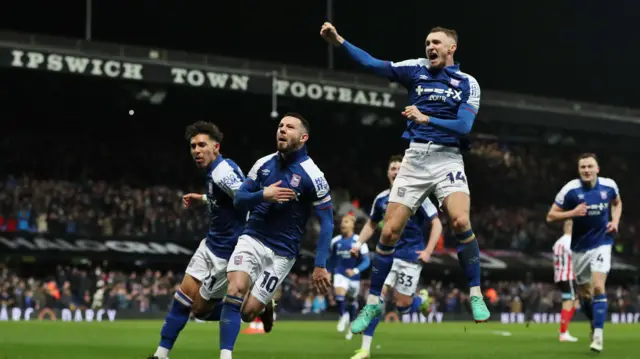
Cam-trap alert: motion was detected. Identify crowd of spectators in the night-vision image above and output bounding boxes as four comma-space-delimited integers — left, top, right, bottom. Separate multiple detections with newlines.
1, 69, 638, 255
1, 138, 638, 255
2, 264, 638, 317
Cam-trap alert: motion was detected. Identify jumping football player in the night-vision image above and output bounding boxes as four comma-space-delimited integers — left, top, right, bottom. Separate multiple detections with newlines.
321, 23, 490, 333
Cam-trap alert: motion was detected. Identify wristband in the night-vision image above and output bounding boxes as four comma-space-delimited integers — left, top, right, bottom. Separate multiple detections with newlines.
201, 194, 208, 202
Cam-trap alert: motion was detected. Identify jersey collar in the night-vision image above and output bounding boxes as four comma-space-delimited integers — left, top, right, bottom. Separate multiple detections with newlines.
278, 145, 307, 164
428, 63, 460, 73
208, 154, 224, 173
581, 177, 599, 189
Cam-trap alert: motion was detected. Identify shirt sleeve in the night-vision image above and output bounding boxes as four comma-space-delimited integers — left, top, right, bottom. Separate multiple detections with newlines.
554, 183, 577, 210
305, 170, 332, 208
212, 162, 245, 198
427, 75, 481, 136
341, 40, 424, 88
369, 197, 384, 223
420, 198, 439, 220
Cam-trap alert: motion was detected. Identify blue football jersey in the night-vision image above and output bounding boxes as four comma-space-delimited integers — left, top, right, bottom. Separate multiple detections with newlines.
388, 61, 480, 146
241, 147, 332, 258
554, 177, 620, 252
330, 234, 370, 281
204, 155, 247, 260
370, 189, 439, 262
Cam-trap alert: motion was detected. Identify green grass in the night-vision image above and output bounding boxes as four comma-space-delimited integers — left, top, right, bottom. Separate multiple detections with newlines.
0, 320, 636, 359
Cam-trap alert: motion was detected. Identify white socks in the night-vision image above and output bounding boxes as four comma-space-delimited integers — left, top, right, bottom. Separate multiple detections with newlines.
470, 286, 482, 297
366, 294, 380, 305
361, 335, 373, 351
593, 328, 603, 339
220, 349, 232, 359
154, 347, 169, 358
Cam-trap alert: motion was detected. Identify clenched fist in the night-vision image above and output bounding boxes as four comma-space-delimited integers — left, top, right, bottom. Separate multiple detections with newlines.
401, 106, 430, 124
320, 22, 344, 46
183, 193, 205, 209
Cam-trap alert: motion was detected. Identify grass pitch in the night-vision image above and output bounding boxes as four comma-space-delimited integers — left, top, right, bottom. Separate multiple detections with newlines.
0, 320, 636, 358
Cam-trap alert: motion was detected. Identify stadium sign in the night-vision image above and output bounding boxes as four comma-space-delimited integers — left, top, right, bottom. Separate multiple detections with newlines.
8, 48, 144, 80
0, 307, 117, 322
0, 232, 194, 260
0, 43, 403, 110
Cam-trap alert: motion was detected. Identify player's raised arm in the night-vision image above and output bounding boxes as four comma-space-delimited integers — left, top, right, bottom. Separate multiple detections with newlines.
320, 22, 413, 85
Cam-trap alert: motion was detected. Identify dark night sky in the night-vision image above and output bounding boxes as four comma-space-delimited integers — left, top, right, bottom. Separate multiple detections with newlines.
2, 0, 638, 108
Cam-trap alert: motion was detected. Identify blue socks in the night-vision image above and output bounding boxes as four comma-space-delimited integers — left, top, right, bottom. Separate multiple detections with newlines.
159, 290, 192, 351
593, 294, 607, 330
364, 317, 380, 336
336, 295, 346, 316
369, 243, 395, 297
348, 301, 359, 320
581, 297, 594, 329
410, 295, 422, 313
219, 295, 243, 351
456, 230, 481, 288
198, 299, 223, 321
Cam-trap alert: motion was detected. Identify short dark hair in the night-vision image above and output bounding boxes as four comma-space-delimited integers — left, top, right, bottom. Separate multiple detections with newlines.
184, 121, 223, 143
429, 26, 458, 43
388, 155, 403, 165
283, 112, 310, 134
578, 152, 598, 162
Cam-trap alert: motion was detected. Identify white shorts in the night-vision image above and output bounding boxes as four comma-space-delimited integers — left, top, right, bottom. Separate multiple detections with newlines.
573, 244, 612, 285
389, 142, 470, 212
383, 258, 423, 296
226, 235, 296, 305
333, 274, 361, 298
185, 239, 229, 301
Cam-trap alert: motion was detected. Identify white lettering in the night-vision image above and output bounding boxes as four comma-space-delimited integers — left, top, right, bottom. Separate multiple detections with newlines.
26, 52, 45, 69
8, 50, 143, 80
62, 308, 73, 321
0, 236, 36, 250
97, 309, 105, 322
171, 68, 248, 90
290, 82, 306, 97
24, 308, 33, 321
306, 84, 323, 100
187, 70, 205, 86
85, 309, 95, 322
11, 307, 21, 321
107, 309, 117, 322
10, 50, 25, 67
74, 239, 108, 251
74, 309, 84, 322
272, 80, 396, 108
337, 88, 353, 103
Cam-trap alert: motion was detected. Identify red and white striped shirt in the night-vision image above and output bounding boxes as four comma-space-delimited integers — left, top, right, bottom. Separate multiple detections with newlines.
553, 235, 574, 282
